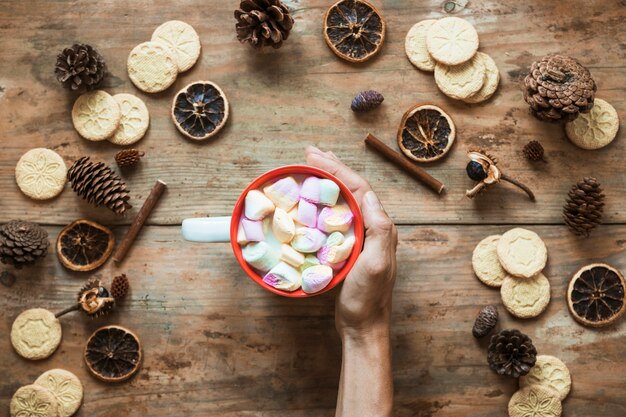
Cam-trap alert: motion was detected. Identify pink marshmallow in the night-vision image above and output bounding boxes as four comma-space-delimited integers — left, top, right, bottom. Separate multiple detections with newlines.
291, 227, 327, 253
263, 176, 300, 211
317, 205, 353, 233
297, 198, 318, 228
300, 176, 320, 203
241, 218, 264, 242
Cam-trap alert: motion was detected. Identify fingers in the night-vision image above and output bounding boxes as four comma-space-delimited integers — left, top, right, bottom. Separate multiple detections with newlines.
359, 191, 398, 275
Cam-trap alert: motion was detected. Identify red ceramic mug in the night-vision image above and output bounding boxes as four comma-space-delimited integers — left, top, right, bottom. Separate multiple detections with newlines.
182, 165, 365, 297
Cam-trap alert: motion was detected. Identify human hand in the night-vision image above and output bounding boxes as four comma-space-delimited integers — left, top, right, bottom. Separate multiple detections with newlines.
305, 146, 398, 340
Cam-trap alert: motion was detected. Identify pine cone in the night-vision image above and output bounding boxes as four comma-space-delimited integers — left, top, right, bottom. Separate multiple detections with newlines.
472, 305, 498, 338
351, 90, 384, 112
67, 156, 132, 215
115, 149, 144, 168
0, 220, 49, 268
55, 44, 106, 91
522, 54, 596, 122
487, 329, 537, 378
522, 140, 546, 162
234, 0, 294, 49
111, 274, 130, 300
563, 177, 605, 237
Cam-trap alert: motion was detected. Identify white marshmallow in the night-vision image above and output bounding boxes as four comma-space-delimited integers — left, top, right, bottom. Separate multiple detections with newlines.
280, 244, 305, 267
242, 241, 280, 272
300, 176, 320, 203
302, 265, 334, 294
263, 262, 301, 291
263, 176, 300, 211
288, 206, 304, 225
237, 222, 249, 245
272, 208, 295, 243
325, 231, 345, 247
297, 198, 318, 227
244, 190, 275, 220
317, 205, 353, 233
319, 179, 340, 206
318, 235, 355, 264
300, 254, 321, 272
241, 218, 264, 242
291, 227, 326, 253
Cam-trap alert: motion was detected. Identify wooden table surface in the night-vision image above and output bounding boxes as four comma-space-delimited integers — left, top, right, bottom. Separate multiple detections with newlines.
1, 1, 625, 416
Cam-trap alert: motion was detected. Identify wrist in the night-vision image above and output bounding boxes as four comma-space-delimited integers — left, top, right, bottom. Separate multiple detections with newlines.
339, 319, 390, 345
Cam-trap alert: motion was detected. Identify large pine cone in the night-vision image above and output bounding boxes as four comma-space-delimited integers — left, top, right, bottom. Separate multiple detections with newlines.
487, 329, 537, 378
0, 220, 49, 268
522, 54, 596, 122
67, 157, 132, 215
55, 44, 106, 91
234, 0, 294, 49
563, 177, 605, 237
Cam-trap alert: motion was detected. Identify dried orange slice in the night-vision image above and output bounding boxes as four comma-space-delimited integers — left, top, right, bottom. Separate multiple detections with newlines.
323, 0, 385, 63
567, 263, 625, 328
56, 219, 114, 272
84, 325, 142, 382
171, 81, 229, 140
397, 104, 456, 162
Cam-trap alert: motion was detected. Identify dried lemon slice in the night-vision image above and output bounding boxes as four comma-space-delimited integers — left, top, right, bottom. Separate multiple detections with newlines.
397, 104, 456, 162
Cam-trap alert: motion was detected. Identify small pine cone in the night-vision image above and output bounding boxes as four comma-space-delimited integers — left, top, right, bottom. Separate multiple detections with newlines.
522, 54, 596, 122
351, 90, 384, 112
563, 177, 605, 237
67, 156, 132, 215
0, 220, 49, 268
115, 149, 144, 168
522, 140, 546, 162
235, 0, 294, 49
488, 329, 537, 378
55, 43, 106, 91
111, 274, 130, 300
472, 305, 498, 338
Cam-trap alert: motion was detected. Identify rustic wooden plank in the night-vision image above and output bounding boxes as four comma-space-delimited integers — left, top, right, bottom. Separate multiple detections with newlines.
1, 225, 624, 416
0, 0, 624, 225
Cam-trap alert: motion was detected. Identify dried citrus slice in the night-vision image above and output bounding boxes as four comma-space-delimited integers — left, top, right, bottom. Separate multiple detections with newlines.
567, 263, 625, 327
397, 104, 456, 162
171, 81, 229, 140
84, 325, 142, 382
323, 0, 385, 63
56, 219, 114, 272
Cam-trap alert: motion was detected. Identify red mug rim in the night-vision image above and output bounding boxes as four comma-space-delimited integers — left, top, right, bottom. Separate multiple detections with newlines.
230, 165, 365, 297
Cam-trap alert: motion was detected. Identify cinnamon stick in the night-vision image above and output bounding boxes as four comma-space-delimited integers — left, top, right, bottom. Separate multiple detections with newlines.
113, 179, 167, 264
364, 133, 445, 194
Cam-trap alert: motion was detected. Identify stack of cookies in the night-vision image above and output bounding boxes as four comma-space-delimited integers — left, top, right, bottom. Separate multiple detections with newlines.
405, 17, 500, 104
10, 369, 83, 417
472, 228, 551, 318
509, 355, 572, 417
71, 90, 150, 145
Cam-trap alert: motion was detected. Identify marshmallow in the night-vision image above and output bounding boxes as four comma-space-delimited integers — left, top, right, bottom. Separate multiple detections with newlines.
263, 262, 301, 291
318, 235, 355, 264
297, 198, 318, 227
242, 241, 280, 272
325, 231, 345, 247
302, 265, 334, 294
317, 205, 353, 233
327, 260, 346, 271
244, 190, 275, 220
241, 218, 264, 242
300, 254, 321, 272
288, 206, 304, 225
319, 179, 340, 206
291, 227, 326, 253
237, 222, 249, 245
272, 208, 295, 243
300, 176, 320, 203
263, 176, 300, 211
280, 244, 304, 267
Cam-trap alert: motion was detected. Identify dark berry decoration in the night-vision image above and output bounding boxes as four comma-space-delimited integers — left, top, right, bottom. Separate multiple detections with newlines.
466, 160, 487, 181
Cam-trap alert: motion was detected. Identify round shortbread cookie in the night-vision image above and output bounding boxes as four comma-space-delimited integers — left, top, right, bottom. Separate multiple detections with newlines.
565, 98, 619, 150
434, 53, 485, 100
501, 273, 551, 318
405, 20, 437, 71
472, 235, 508, 287
35, 369, 83, 417
151, 20, 201, 72
508, 385, 562, 417
11, 308, 62, 360
15, 148, 67, 200
71, 90, 121, 141
426, 17, 479, 65
127, 41, 178, 93
109, 94, 150, 145
10, 384, 59, 417
464, 52, 500, 103
497, 228, 547, 278
519, 355, 571, 401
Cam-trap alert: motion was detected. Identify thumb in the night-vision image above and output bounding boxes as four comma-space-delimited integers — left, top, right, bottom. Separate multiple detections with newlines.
360, 191, 397, 255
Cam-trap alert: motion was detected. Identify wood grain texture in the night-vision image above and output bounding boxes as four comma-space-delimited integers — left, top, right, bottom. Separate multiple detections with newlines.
1, 0, 625, 416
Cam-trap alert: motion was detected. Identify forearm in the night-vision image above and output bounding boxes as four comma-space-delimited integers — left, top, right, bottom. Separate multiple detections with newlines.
336, 324, 394, 417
